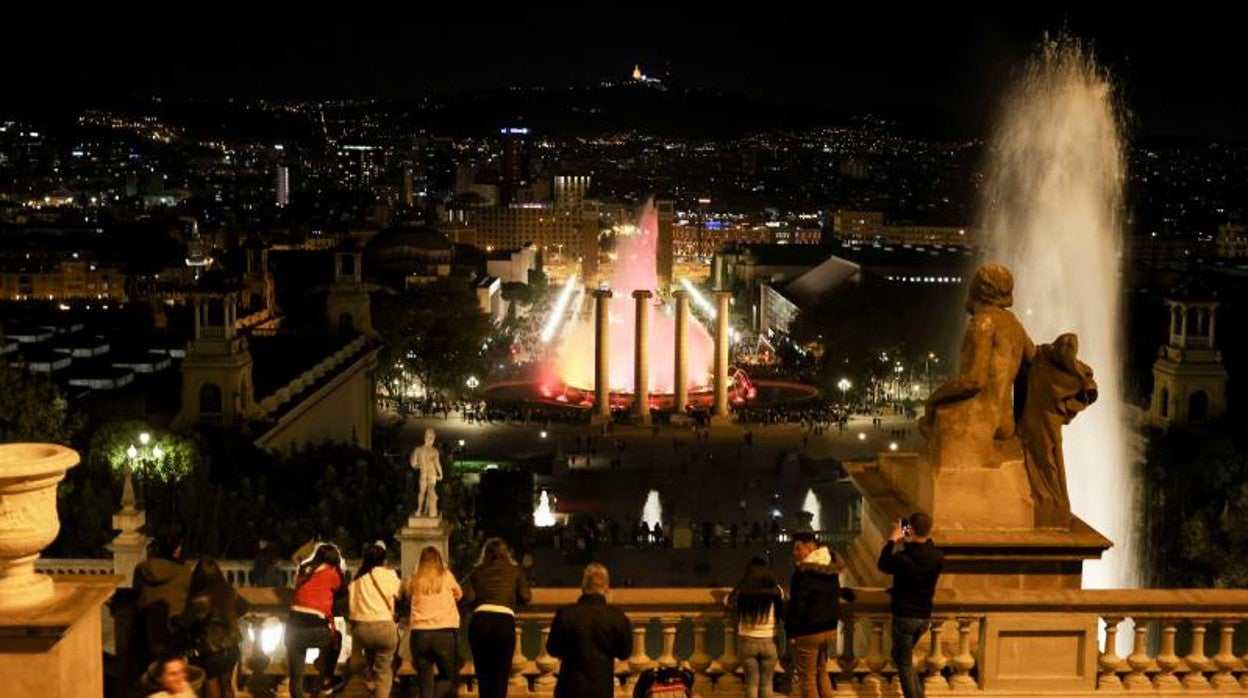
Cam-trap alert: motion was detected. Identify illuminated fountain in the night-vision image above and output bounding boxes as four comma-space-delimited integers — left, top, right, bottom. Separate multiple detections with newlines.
801, 488, 822, 532
534, 490, 557, 528
982, 38, 1138, 592
487, 200, 816, 417
557, 203, 714, 395
641, 490, 663, 530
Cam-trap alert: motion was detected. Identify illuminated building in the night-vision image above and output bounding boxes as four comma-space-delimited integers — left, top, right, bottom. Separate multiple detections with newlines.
275, 165, 290, 207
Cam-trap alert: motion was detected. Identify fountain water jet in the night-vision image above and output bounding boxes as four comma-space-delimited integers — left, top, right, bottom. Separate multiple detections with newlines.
801, 488, 822, 532
642, 490, 663, 530
981, 37, 1138, 592
534, 490, 557, 528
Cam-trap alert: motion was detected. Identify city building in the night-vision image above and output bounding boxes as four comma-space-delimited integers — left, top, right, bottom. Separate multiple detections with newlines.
275, 165, 290, 207
1216, 223, 1248, 258
832, 209, 974, 246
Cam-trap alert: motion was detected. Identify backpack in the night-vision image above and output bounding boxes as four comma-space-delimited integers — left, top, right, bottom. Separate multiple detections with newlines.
632, 667, 694, 698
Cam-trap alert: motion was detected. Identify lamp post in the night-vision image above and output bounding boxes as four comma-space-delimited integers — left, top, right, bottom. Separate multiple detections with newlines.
837, 377, 851, 404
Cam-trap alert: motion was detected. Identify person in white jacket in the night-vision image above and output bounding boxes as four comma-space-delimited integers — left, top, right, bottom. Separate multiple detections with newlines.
348, 542, 402, 698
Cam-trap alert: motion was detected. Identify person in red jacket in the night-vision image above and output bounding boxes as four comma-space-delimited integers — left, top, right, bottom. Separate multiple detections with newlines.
287, 543, 346, 697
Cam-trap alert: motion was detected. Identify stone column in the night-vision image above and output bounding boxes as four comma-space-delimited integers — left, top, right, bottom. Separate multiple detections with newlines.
632, 290, 652, 425
712, 290, 732, 424
592, 289, 613, 424
672, 290, 690, 416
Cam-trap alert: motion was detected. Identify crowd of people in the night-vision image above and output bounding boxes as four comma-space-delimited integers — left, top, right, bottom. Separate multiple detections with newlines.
132, 512, 942, 698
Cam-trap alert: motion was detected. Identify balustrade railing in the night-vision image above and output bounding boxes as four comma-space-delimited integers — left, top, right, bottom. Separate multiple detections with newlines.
183, 587, 1248, 697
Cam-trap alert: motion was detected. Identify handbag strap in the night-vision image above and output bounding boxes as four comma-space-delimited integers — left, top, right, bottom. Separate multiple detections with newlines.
367, 570, 395, 616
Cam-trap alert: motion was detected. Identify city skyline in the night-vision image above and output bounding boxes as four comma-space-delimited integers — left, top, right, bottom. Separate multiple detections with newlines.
3, 10, 1245, 139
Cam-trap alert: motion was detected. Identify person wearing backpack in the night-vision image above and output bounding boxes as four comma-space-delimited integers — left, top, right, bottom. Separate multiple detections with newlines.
348, 542, 402, 698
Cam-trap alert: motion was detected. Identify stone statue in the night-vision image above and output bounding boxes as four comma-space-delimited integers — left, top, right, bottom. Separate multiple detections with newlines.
1018, 333, 1098, 528
410, 428, 443, 518
921, 263, 1036, 467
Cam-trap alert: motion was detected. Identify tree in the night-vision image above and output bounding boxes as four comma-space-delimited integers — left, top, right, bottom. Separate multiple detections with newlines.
373, 277, 494, 399
1140, 418, 1248, 587
0, 366, 79, 445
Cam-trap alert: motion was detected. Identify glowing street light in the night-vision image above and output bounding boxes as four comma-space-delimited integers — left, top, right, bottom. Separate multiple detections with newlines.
837, 377, 851, 402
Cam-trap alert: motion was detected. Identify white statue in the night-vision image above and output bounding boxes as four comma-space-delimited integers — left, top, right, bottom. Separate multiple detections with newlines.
411, 428, 443, 518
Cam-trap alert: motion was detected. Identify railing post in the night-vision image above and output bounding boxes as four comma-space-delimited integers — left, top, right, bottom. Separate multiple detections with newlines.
509, 622, 529, 691
1152, 619, 1181, 690
949, 617, 976, 692
1124, 618, 1151, 689
1182, 619, 1212, 691
1098, 616, 1125, 691
834, 616, 859, 697
628, 622, 653, 674
658, 618, 678, 668
863, 616, 888, 692
687, 619, 713, 697
534, 620, 558, 691
1210, 618, 1239, 690
923, 617, 950, 693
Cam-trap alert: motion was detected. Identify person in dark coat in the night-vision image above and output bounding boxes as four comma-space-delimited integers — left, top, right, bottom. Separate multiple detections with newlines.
546, 563, 631, 698
786, 532, 855, 697
131, 533, 192, 675
878, 512, 944, 698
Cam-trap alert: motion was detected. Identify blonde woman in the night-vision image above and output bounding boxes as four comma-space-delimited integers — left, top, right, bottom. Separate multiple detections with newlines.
405, 546, 463, 698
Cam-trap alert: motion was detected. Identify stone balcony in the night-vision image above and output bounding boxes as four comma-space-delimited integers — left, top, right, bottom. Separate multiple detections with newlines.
103, 584, 1248, 697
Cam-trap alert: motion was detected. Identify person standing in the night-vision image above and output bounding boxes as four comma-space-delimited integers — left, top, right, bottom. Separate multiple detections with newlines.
287, 543, 346, 698
348, 543, 402, 698
727, 557, 785, 698
546, 564, 631, 698
132, 533, 192, 675
175, 557, 248, 698
878, 512, 943, 698
461, 538, 531, 698
786, 532, 854, 697
406, 546, 463, 698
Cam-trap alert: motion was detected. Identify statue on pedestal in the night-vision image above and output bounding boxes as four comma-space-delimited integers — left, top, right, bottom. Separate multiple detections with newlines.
410, 428, 442, 518
920, 262, 1098, 529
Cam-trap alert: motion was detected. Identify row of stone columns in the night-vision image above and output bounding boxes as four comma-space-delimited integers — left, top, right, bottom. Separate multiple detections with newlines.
590, 287, 731, 424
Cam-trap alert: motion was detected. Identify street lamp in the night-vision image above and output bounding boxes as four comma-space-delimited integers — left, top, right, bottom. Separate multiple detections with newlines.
837, 378, 851, 403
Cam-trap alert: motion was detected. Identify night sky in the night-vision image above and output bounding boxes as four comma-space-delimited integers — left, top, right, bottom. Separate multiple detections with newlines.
5, 9, 1244, 138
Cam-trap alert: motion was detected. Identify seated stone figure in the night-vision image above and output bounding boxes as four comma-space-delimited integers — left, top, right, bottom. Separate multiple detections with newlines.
921, 262, 1036, 470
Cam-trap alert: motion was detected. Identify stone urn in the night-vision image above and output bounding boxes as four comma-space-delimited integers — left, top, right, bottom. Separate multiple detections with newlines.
0, 443, 79, 611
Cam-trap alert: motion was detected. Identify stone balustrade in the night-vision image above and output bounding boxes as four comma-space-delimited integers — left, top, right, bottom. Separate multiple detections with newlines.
257, 335, 371, 415
34, 558, 117, 577
200, 586, 1248, 697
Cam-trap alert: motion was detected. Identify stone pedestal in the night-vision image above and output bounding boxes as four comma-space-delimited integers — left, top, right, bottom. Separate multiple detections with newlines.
0, 575, 122, 697
397, 515, 451, 580
672, 522, 693, 549
843, 448, 1111, 591
108, 470, 148, 588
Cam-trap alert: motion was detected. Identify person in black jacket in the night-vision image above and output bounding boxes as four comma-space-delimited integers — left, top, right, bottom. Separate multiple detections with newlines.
877, 512, 944, 698
786, 532, 855, 697
462, 538, 532, 698
546, 563, 631, 698
175, 557, 248, 698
